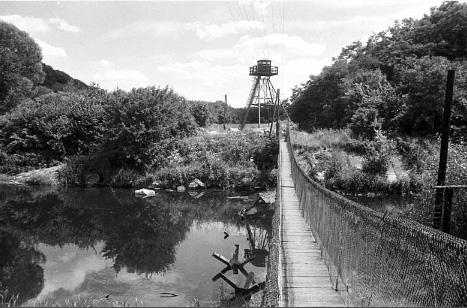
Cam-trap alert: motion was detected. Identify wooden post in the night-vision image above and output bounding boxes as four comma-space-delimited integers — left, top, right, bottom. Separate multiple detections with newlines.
258, 100, 261, 128
224, 94, 227, 130
432, 70, 455, 229
276, 89, 280, 138
441, 188, 453, 233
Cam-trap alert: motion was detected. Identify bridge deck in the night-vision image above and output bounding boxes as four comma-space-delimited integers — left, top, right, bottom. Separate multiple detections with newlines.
279, 139, 345, 307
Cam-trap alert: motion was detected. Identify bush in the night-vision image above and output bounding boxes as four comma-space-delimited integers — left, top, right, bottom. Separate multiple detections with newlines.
0, 91, 106, 171
362, 155, 389, 175
110, 168, 140, 188
253, 136, 279, 170
140, 133, 278, 190
24, 173, 57, 186
97, 87, 198, 171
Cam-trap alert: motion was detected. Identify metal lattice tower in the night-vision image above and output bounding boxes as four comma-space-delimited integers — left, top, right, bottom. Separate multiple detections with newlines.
240, 60, 279, 130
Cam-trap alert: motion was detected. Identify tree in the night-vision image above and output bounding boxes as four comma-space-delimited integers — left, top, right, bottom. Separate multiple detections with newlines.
0, 21, 44, 113
289, 1, 467, 138
98, 86, 198, 171
411, 1, 467, 60
190, 101, 214, 127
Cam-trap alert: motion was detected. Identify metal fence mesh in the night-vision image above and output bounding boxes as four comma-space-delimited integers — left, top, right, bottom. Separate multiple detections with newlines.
287, 129, 467, 307
262, 145, 282, 307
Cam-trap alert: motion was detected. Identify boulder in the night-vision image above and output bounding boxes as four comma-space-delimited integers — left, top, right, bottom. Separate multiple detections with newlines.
257, 191, 275, 204
240, 177, 254, 186
194, 178, 205, 188
188, 178, 206, 190
177, 185, 186, 192
85, 173, 100, 187
135, 188, 156, 197
151, 180, 162, 188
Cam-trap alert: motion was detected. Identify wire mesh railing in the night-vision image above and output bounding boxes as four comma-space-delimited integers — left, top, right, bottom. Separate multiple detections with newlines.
287, 126, 467, 307
262, 137, 282, 307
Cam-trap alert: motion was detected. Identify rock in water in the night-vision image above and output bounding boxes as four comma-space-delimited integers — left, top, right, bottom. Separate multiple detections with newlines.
257, 191, 275, 204
194, 178, 205, 188
177, 185, 186, 192
135, 188, 156, 197
188, 178, 205, 190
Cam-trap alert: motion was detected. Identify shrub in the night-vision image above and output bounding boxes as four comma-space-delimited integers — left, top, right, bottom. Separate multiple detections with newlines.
24, 173, 57, 186
252, 136, 279, 170
110, 168, 140, 188
97, 87, 198, 171
362, 155, 389, 175
0, 91, 106, 170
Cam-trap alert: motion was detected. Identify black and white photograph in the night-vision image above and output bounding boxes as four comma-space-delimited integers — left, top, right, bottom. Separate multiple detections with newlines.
0, 0, 466, 306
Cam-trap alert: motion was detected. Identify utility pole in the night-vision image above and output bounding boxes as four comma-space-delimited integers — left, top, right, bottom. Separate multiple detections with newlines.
224, 94, 228, 130
432, 69, 455, 230
269, 88, 280, 137
276, 89, 280, 138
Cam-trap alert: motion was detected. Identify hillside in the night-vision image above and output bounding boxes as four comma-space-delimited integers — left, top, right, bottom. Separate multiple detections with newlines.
41, 63, 88, 93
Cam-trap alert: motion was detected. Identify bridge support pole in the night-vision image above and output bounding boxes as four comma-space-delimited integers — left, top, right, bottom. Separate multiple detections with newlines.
432, 70, 455, 230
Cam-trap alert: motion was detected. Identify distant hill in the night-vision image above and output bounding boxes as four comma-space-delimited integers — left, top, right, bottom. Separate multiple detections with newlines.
41, 63, 88, 92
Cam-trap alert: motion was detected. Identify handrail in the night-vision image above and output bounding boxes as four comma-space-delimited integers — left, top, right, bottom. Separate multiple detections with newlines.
262, 134, 282, 307
285, 122, 467, 307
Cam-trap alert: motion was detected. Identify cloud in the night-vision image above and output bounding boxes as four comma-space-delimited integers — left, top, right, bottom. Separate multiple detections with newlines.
153, 32, 327, 106
97, 59, 114, 68
237, 0, 271, 17
287, 16, 392, 33
0, 14, 80, 34
35, 39, 67, 58
193, 48, 237, 62
93, 69, 150, 90
191, 33, 326, 65
107, 21, 186, 40
191, 20, 264, 41
107, 20, 266, 41
234, 33, 326, 62
317, 0, 442, 9
0, 15, 50, 33
252, 1, 271, 16
48, 17, 80, 33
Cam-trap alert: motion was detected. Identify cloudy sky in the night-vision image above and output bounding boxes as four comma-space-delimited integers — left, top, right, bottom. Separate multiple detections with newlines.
0, 0, 447, 107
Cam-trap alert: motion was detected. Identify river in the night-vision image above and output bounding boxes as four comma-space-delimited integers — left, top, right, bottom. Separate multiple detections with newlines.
0, 184, 271, 307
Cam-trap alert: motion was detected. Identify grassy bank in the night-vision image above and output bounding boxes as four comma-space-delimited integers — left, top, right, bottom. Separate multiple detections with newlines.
290, 127, 467, 239
290, 128, 414, 194
59, 131, 279, 191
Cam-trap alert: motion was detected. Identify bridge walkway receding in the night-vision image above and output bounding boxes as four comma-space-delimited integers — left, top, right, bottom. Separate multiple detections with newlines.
279, 139, 346, 307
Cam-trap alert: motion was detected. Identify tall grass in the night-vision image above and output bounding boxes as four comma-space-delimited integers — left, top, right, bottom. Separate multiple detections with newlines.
147, 132, 278, 190
30, 295, 144, 307
58, 131, 279, 190
290, 128, 418, 194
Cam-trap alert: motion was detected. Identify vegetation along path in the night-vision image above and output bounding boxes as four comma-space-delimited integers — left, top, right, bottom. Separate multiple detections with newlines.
279, 138, 345, 307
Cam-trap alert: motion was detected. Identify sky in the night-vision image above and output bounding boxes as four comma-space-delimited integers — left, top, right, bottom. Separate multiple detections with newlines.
0, 0, 450, 107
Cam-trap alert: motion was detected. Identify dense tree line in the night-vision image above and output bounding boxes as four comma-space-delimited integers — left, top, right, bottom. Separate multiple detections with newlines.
289, 1, 467, 140
0, 20, 282, 176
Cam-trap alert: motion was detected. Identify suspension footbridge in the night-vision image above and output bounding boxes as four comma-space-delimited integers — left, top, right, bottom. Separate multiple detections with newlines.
262, 127, 467, 307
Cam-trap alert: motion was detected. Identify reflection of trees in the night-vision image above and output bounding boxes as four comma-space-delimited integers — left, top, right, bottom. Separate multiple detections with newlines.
0, 230, 45, 305
0, 185, 271, 280
99, 198, 191, 275
0, 190, 100, 248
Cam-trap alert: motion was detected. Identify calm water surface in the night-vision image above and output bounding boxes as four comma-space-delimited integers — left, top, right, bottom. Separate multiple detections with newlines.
0, 185, 271, 306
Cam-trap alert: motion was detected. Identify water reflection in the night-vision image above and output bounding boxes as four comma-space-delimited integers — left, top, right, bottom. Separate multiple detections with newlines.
0, 230, 45, 305
0, 184, 271, 306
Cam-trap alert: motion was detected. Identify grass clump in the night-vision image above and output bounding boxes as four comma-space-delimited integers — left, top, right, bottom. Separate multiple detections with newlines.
58, 131, 279, 190
30, 295, 144, 307
147, 132, 278, 190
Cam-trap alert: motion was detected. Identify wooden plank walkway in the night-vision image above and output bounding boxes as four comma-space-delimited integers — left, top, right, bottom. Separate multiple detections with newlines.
279, 139, 346, 307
